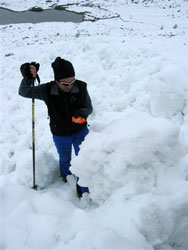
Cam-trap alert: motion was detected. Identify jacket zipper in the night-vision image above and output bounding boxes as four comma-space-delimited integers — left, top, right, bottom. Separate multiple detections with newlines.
65, 95, 70, 135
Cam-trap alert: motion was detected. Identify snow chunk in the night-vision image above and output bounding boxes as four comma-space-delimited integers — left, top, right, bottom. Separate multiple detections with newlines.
71, 110, 183, 203
150, 64, 187, 119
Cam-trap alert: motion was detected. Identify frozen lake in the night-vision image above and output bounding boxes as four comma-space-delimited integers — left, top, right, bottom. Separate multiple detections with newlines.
0, 7, 84, 25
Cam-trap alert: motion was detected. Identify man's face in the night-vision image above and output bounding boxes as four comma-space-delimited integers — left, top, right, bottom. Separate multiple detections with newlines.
56, 77, 75, 92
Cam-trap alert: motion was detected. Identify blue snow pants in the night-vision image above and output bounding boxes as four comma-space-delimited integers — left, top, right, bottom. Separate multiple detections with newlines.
53, 125, 89, 193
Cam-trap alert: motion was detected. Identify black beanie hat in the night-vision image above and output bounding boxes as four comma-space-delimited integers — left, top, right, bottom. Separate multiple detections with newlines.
51, 57, 75, 80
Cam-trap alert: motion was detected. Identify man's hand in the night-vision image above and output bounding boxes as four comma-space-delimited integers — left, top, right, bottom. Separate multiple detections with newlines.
20, 62, 40, 79
30, 64, 37, 78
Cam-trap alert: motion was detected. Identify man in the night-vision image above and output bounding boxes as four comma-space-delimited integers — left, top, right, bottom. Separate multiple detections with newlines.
19, 57, 93, 197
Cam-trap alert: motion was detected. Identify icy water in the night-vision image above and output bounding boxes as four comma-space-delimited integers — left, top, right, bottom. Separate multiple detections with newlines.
0, 7, 84, 25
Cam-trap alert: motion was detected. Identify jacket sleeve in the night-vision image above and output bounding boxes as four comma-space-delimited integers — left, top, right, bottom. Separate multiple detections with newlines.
79, 89, 93, 117
18, 78, 48, 102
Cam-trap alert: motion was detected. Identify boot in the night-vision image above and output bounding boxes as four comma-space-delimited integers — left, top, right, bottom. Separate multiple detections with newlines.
76, 183, 83, 198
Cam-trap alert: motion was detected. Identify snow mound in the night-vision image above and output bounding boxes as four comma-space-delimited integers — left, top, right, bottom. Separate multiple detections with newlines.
150, 64, 187, 120
71, 110, 184, 203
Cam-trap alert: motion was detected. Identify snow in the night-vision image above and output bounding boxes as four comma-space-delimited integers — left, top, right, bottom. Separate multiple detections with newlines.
0, 0, 188, 249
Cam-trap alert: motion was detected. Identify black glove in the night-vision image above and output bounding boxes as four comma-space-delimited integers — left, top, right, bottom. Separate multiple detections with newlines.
20, 62, 40, 79
74, 110, 87, 118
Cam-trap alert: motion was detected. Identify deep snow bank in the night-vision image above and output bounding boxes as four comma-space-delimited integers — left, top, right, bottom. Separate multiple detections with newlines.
71, 109, 188, 248
71, 110, 185, 203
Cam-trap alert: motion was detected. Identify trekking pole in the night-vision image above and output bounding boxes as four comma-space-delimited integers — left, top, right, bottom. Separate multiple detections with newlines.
31, 74, 40, 190
31, 78, 37, 190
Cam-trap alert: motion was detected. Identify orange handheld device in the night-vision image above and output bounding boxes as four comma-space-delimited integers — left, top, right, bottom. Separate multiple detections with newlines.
72, 116, 86, 124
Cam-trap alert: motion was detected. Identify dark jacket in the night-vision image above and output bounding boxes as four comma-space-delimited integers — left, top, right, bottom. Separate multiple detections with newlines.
19, 79, 93, 136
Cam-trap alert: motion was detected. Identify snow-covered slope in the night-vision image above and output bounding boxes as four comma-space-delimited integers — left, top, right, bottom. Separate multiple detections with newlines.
0, 0, 187, 249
